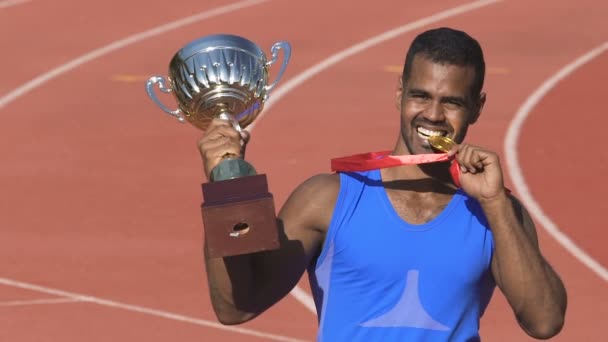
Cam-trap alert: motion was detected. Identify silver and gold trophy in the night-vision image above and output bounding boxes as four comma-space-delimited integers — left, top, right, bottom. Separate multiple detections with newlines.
146, 34, 291, 257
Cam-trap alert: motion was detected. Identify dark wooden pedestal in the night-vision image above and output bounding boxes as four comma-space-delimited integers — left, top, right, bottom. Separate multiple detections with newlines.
201, 174, 280, 258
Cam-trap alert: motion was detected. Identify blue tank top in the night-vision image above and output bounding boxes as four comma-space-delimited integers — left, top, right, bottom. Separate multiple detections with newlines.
308, 170, 496, 341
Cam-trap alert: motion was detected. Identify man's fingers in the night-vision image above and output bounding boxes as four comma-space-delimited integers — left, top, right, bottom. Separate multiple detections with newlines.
206, 144, 242, 160
456, 144, 482, 174
208, 126, 241, 141
240, 130, 251, 144
466, 148, 482, 174
199, 136, 231, 152
204, 118, 241, 140
456, 145, 471, 173
455, 144, 494, 175
199, 133, 244, 158
473, 152, 485, 170
447, 145, 458, 157
197, 119, 251, 180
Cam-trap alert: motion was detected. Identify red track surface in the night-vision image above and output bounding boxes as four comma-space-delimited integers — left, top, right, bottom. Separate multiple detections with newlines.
1, 0, 606, 341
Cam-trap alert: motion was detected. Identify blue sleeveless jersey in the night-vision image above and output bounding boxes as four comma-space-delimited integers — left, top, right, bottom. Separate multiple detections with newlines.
308, 170, 496, 341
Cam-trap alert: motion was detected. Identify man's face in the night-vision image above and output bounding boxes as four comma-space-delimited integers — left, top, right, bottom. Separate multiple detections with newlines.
397, 55, 485, 155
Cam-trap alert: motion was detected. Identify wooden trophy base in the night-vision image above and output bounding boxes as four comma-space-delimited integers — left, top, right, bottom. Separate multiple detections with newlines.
201, 174, 280, 258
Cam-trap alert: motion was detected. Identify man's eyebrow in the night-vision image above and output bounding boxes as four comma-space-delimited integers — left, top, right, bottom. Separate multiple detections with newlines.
405, 89, 468, 104
406, 88, 430, 95
441, 95, 467, 104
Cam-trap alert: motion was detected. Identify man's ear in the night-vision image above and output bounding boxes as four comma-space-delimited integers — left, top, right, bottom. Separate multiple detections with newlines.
395, 76, 403, 111
470, 92, 486, 124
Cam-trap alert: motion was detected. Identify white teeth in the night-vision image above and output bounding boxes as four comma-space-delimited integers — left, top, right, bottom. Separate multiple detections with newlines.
416, 127, 445, 137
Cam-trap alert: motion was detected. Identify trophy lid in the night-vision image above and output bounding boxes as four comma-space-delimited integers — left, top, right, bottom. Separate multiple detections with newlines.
176, 34, 266, 62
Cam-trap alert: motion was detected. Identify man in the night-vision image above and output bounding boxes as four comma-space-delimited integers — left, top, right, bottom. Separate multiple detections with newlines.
198, 27, 567, 341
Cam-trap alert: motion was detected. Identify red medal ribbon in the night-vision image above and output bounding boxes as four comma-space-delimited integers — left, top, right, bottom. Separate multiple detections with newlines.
330, 150, 462, 187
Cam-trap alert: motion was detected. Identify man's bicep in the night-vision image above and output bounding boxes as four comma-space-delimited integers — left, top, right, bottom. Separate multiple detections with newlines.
276, 174, 339, 258
254, 174, 339, 307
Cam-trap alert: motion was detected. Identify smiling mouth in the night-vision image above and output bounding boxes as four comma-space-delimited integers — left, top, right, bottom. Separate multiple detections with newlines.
416, 126, 448, 140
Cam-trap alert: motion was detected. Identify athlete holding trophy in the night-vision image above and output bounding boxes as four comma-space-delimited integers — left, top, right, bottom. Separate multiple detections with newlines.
146, 28, 566, 341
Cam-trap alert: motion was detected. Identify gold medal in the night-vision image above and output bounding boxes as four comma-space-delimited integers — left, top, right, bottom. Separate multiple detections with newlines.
428, 136, 456, 153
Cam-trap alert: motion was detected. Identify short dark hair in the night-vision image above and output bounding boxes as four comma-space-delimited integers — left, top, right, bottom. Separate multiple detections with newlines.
402, 27, 485, 96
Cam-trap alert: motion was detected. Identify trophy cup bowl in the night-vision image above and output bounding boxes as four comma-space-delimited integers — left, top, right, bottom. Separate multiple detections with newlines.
145, 34, 292, 258
146, 33, 291, 132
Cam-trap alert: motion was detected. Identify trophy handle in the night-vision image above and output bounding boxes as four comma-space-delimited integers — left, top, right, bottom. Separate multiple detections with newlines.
264, 41, 292, 94
145, 76, 186, 123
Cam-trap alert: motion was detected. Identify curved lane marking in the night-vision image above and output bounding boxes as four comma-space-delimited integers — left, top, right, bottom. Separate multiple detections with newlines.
505, 41, 608, 282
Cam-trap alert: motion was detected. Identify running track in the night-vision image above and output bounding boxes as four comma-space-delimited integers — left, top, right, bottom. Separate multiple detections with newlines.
1, 0, 606, 341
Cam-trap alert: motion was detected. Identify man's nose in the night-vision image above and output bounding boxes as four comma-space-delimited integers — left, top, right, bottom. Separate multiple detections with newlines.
423, 101, 446, 122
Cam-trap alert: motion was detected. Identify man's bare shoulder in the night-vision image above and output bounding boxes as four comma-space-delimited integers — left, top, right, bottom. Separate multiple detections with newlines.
284, 173, 340, 209
278, 173, 341, 232
295, 173, 340, 195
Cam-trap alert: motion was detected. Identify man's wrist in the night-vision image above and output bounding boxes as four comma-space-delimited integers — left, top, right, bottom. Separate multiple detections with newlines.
478, 191, 510, 211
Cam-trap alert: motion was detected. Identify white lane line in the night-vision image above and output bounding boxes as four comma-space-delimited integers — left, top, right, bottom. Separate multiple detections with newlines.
249, 0, 502, 130
0, 0, 269, 109
289, 285, 317, 313
0, 0, 30, 9
0, 297, 81, 307
246, 0, 502, 313
505, 41, 608, 282
0, 277, 309, 342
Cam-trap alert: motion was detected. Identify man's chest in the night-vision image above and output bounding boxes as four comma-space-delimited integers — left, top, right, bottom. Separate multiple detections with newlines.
384, 190, 454, 225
